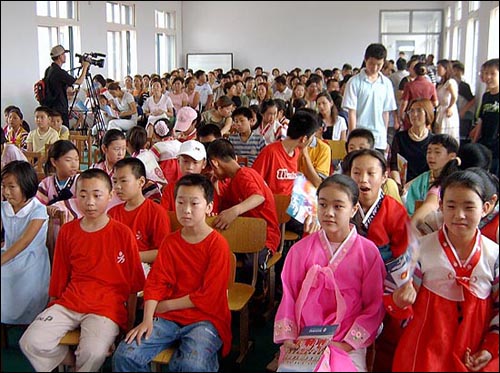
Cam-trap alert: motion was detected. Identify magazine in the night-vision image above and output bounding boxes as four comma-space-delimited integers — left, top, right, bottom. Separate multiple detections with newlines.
286, 173, 317, 224
277, 325, 338, 372
384, 222, 420, 292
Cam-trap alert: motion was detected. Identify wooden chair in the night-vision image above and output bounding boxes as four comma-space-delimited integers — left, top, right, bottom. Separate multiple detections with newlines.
69, 131, 95, 168
211, 216, 267, 364
326, 139, 347, 161
264, 194, 294, 315
46, 208, 67, 264
166, 210, 182, 232
23, 150, 46, 181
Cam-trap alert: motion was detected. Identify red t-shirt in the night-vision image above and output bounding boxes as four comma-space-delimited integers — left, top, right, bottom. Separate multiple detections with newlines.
252, 141, 299, 196
144, 229, 232, 356
220, 167, 281, 252
108, 198, 171, 252
49, 219, 145, 330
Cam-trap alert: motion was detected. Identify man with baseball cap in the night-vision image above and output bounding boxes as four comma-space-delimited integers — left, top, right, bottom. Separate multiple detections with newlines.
43, 44, 90, 127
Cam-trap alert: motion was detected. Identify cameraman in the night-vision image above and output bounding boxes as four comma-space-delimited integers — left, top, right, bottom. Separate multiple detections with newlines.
44, 44, 90, 127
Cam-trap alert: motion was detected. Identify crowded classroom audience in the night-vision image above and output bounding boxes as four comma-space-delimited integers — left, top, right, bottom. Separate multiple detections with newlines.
1, 41, 499, 372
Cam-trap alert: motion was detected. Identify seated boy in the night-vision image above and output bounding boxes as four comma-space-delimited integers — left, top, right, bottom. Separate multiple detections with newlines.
26, 106, 59, 153
20, 169, 145, 372
207, 138, 280, 273
228, 107, 266, 167
109, 157, 171, 267
50, 110, 70, 140
160, 139, 207, 212
112, 174, 232, 372
341, 128, 403, 204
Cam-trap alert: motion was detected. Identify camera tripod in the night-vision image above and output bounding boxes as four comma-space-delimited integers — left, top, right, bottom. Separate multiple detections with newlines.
68, 66, 106, 144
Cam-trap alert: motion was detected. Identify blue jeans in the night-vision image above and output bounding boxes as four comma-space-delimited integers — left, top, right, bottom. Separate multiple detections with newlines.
112, 319, 222, 372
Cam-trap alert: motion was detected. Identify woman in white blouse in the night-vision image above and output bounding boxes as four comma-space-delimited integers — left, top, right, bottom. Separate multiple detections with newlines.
142, 80, 174, 138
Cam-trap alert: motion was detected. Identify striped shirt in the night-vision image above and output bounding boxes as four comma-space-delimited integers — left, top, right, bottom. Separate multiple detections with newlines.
228, 132, 266, 167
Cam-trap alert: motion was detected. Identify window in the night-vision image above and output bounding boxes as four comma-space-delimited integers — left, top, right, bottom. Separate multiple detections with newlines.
106, 2, 136, 81
469, 1, 480, 13
380, 10, 442, 61
452, 26, 462, 60
36, 1, 76, 19
36, 1, 80, 78
465, 18, 479, 89
155, 10, 176, 74
455, 1, 463, 21
489, 6, 499, 59
446, 6, 451, 28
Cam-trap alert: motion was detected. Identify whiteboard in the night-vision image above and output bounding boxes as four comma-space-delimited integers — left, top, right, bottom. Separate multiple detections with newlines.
186, 53, 233, 73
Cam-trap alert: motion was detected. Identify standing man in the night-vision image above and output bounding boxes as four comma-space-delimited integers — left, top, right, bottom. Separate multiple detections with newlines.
342, 43, 397, 154
45, 44, 90, 128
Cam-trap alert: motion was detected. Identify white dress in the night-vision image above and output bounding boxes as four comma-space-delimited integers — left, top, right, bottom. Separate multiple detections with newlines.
435, 79, 460, 143
1, 198, 50, 324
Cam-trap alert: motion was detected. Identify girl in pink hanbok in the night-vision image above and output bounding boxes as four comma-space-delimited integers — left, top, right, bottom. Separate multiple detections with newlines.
274, 174, 386, 371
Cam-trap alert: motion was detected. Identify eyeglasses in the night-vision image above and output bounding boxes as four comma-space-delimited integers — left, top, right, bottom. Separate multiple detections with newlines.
407, 108, 425, 115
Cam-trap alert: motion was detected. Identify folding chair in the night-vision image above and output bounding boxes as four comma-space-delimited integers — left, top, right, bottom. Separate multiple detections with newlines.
263, 194, 296, 316
69, 131, 95, 169
208, 216, 267, 364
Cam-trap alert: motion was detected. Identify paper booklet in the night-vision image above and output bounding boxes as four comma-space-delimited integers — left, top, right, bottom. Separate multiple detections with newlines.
102, 104, 118, 118
384, 222, 420, 292
397, 154, 408, 186
277, 325, 338, 372
286, 173, 318, 224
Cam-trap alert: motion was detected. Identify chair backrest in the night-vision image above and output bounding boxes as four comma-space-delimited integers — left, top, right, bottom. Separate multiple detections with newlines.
23, 150, 46, 181
327, 139, 347, 160
207, 216, 267, 254
166, 210, 182, 232
69, 132, 94, 168
273, 194, 291, 225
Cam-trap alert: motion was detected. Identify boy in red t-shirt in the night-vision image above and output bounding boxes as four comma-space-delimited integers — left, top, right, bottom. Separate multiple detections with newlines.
252, 109, 320, 196
112, 174, 232, 372
207, 138, 280, 290
20, 169, 145, 372
109, 157, 171, 267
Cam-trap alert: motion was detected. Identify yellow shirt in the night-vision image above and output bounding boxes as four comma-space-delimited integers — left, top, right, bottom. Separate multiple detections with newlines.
299, 137, 332, 179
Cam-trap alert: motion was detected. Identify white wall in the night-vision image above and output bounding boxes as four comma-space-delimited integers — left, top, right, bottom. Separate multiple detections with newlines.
181, 1, 445, 73
0, 1, 182, 127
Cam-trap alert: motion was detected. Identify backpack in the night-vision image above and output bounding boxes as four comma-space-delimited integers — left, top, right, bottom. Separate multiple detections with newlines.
34, 78, 48, 105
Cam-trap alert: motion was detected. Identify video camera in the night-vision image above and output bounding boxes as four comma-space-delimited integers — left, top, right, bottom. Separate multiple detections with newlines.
75, 52, 106, 68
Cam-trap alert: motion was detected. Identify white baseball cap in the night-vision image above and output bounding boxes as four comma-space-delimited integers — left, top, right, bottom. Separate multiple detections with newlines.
177, 140, 206, 161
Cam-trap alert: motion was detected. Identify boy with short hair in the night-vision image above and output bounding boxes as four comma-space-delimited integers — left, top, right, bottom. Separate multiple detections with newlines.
109, 157, 171, 265
50, 110, 70, 140
113, 173, 232, 372
207, 138, 281, 268
404, 134, 458, 215
20, 168, 145, 372
252, 110, 320, 196
228, 106, 266, 167
26, 106, 60, 153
